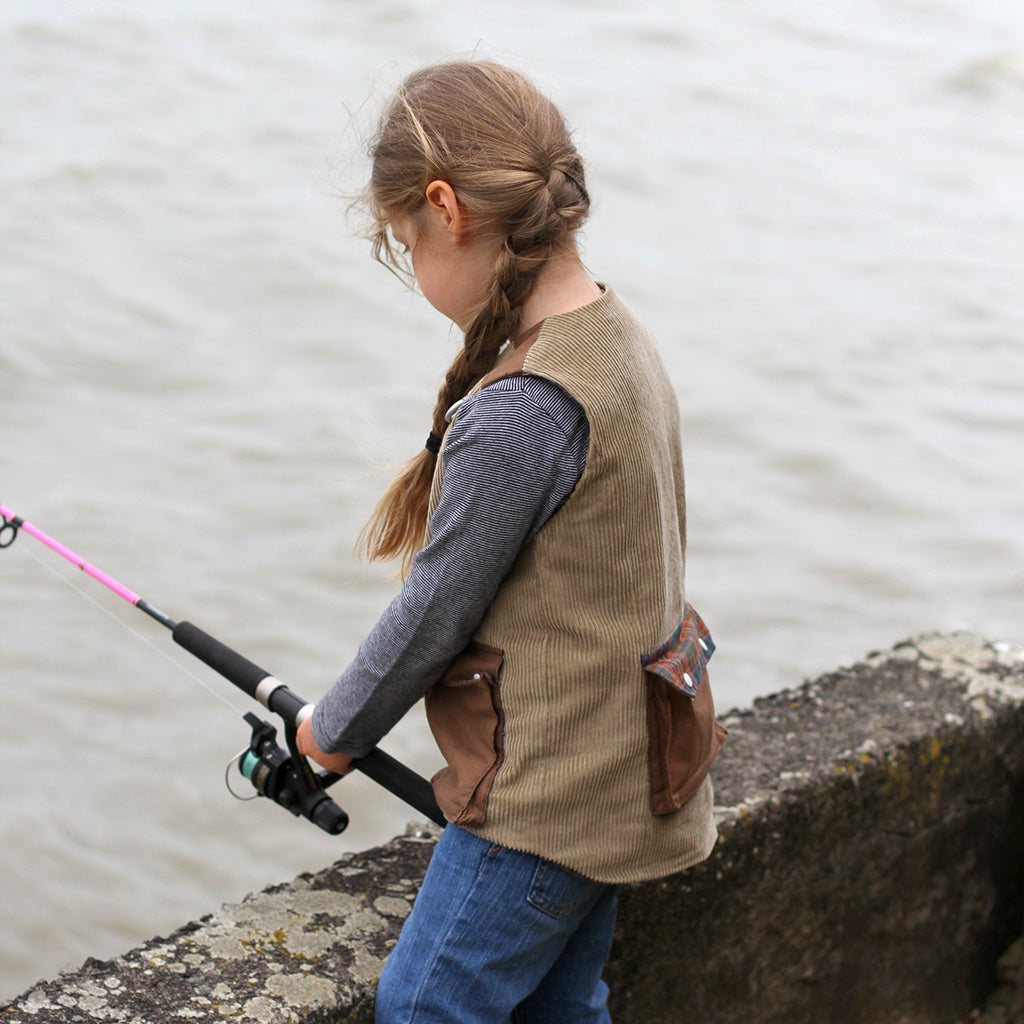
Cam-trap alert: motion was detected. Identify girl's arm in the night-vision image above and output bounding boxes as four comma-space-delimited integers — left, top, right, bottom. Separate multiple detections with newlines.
310, 374, 588, 759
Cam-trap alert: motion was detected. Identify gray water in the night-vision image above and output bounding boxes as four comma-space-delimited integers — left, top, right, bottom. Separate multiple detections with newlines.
2, 0, 1022, 1001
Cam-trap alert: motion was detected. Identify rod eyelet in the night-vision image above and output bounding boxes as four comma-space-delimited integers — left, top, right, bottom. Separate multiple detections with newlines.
0, 515, 20, 549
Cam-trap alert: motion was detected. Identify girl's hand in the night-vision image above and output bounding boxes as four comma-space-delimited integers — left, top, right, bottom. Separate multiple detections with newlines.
296, 715, 355, 777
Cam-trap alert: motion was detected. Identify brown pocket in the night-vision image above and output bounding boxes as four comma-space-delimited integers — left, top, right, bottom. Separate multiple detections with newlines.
425, 641, 505, 826
642, 604, 727, 816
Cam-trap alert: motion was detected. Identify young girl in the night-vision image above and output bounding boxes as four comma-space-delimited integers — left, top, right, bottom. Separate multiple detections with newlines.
297, 58, 725, 1024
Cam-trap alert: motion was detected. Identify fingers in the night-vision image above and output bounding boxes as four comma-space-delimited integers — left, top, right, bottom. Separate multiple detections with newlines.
296, 715, 355, 776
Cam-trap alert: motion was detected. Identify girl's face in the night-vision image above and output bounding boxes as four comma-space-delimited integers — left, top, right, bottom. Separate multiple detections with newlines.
389, 185, 498, 331
390, 214, 459, 322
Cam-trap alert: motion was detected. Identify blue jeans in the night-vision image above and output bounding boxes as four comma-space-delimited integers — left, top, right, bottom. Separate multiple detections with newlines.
375, 825, 619, 1024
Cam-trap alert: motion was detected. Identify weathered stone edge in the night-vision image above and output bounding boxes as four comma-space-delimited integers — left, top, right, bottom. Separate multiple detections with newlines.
3, 630, 1023, 1023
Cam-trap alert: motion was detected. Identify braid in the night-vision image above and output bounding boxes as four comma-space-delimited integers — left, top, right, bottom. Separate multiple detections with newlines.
357, 60, 591, 573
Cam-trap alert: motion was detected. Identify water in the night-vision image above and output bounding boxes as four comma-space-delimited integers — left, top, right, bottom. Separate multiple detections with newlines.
2, 0, 1022, 1001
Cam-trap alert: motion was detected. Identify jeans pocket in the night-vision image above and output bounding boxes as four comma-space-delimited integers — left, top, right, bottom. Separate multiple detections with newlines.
425, 641, 505, 826
642, 603, 727, 815
526, 859, 601, 920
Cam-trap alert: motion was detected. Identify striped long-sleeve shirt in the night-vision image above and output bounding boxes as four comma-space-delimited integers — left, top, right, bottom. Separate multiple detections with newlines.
311, 373, 589, 757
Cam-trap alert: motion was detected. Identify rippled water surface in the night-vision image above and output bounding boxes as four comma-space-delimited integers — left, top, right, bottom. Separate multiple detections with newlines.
2, 0, 1022, 1000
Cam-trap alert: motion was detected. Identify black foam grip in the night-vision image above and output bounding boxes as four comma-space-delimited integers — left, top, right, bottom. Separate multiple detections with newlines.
354, 748, 446, 827
172, 620, 445, 825
172, 621, 269, 698
267, 686, 307, 723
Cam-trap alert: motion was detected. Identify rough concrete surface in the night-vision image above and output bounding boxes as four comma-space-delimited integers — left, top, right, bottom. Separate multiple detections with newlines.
0, 834, 437, 1024
3, 631, 1023, 1024
605, 631, 1024, 1024
973, 933, 1024, 1023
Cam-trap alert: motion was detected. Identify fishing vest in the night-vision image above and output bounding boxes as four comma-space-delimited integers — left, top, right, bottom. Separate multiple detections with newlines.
424, 287, 726, 884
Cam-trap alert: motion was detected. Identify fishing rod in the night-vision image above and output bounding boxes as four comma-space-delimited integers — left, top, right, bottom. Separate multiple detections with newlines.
0, 503, 445, 834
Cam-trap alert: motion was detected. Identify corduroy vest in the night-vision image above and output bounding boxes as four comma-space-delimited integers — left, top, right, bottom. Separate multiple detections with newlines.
424, 287, 725, 883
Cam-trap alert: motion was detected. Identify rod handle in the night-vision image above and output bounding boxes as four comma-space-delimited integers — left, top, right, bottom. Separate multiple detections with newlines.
172, 620, 268, 698
353, 748, 446, 828
172, 621, 320, 721
172, 620, 447, 828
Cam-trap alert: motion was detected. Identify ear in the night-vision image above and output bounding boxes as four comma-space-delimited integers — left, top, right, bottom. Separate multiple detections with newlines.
424, 180, 466, 244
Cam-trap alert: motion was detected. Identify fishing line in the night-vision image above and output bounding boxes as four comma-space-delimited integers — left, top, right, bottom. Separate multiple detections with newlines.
12, 538, 241, 714
1, 503, 446, 830
225, 746, 259, 800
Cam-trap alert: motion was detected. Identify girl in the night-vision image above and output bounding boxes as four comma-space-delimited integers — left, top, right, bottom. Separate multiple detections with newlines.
297, 59, 725, 1024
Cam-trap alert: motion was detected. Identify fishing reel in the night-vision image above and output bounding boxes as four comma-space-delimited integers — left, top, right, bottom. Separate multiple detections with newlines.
234, 712, 349, 835
1, 504, 445, 833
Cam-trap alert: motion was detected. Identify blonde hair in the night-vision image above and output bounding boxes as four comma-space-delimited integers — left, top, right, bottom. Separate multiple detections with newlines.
357, 59, 591, 571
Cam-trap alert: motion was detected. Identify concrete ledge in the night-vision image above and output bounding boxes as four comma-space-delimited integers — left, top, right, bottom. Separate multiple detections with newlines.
3, 631, 1023, 1023
2, 835, 437, 1024
608, 631, 1024, 1023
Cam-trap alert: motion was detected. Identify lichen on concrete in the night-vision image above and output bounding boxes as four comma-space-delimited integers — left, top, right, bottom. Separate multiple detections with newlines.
1, 830, 439, 1024
2, 631, 1022, 1024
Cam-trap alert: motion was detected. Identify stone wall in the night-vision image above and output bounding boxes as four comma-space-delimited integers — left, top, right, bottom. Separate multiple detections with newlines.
3, 631, 1022, 1024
